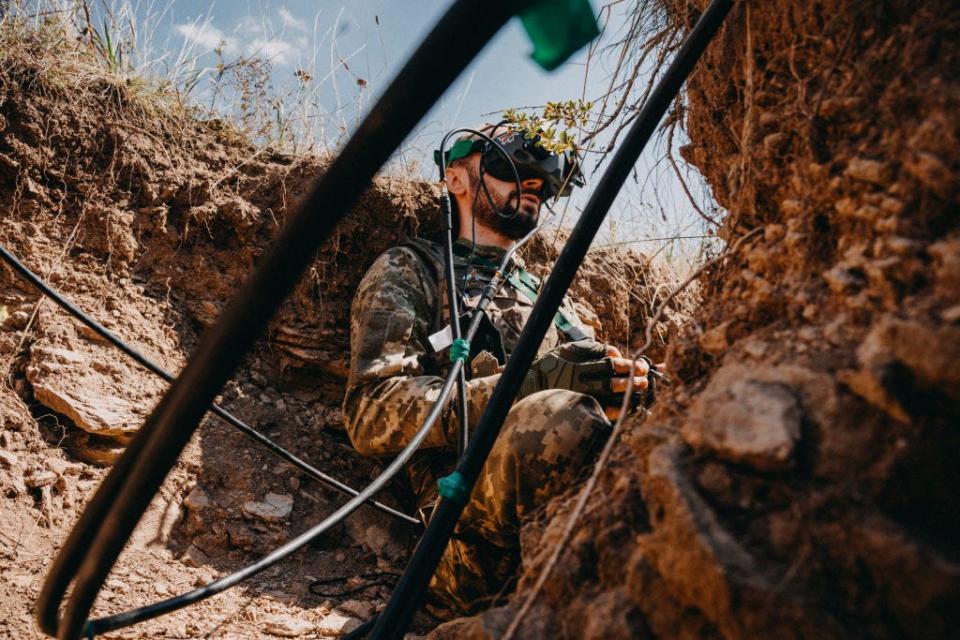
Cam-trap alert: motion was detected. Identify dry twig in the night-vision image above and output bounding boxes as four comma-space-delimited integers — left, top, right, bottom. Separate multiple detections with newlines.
501, 227, 761, 640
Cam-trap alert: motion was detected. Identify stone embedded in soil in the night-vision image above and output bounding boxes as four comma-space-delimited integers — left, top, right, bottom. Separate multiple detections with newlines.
227, 522, 257, 550
343, 508, 401, 558
45, 457, 81, 476
842, 317, 960, 422
0, 470, 27, 496
183, 486, 211, 510
106, 578, 128, 591
0, 450, 19, 469
844, 157, 891, 184
24, 469, 58, 488
942, 304, 960, 323
683, 377, 801, 472
64, 432, 126, 467
26, 340, 168, 439
180, 543, 211, 568
242, 492, 294, 522
23, 289, 181, 443
263, 615, 314, 637
698, 321, 731, 356
317, 611, 361, 636
337, 599, 376, 620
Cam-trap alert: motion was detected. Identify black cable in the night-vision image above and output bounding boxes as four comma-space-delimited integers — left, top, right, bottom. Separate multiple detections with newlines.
308, 572, 398, 598
441, 178, 470, 458
436, 127, 521, 457
78, 264, 515, 637
369, 1, 734, 637
459, 164, 484, 295
0, 244, 420, 527
38, 2, 532, 637
437, 126, 522, 215
64, 173, 534, 640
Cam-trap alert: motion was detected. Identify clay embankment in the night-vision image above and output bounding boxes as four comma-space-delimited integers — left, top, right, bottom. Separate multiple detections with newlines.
0, 35, 681, 637
435, 1, 960, 638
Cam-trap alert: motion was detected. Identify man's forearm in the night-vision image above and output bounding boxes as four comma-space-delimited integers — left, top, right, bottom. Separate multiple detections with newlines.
343, 372, 500, 457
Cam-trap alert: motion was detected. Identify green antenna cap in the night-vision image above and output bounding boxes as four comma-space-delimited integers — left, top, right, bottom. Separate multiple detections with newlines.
520, 0, 600, 71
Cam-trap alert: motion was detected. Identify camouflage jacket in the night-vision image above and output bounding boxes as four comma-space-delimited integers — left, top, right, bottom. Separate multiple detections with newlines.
342, 237, 593, 499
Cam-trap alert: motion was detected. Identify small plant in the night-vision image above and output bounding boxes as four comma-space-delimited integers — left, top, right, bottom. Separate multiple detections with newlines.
502, 99, 594, 154
82, 3, 125, 74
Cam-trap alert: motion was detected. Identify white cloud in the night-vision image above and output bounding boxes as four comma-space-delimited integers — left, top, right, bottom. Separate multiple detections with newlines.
177, 15, 301, 65
248, 38, 298, 65
175, 21, 230, 50
278, 7, 307, 32
236, 15, 264, 37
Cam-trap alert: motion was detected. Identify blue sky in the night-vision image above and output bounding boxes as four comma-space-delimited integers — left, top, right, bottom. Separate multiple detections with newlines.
166, 1, 625, 143
129, 0, 716, 255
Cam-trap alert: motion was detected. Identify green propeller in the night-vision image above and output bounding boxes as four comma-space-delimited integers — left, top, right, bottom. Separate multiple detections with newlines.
520, 0, 600, 71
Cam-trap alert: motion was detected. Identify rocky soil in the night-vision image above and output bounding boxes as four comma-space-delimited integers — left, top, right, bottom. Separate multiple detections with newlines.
6, 2, 956, 639
0, 24, 681, 639
436, 1, 960, 639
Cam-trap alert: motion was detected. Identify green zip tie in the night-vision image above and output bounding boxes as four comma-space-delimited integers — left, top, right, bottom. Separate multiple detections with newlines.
449, 338, 470, 363
437, 471, 470, 505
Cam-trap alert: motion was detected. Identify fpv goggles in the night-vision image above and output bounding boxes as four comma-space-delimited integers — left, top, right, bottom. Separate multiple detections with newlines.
435, 128, 584, 202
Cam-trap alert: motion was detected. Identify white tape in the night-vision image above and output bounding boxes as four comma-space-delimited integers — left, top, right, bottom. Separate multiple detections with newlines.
428, 324, 454, 353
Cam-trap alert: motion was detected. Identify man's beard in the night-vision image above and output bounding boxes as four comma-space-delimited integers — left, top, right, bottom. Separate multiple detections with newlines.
472, 187, 540, 240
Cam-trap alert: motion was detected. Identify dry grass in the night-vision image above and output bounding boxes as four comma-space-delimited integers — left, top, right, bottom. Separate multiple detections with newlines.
0, 2, 215, 151
0, 0, 381, 158
0, 0, 720, 284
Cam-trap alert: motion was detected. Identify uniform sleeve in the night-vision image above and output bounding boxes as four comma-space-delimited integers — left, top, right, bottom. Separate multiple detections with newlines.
559, 295, 597, 341
342, 247, 500, 457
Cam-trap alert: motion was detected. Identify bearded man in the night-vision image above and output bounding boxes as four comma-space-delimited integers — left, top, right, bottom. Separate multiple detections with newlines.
342, 124, 650, 617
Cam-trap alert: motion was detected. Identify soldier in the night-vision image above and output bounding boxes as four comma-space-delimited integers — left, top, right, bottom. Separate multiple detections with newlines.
342, 124, 651, 617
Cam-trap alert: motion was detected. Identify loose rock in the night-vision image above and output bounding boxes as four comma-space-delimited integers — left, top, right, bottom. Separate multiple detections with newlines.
263, 615, 314, 637
317, 611, 361, 636
180, 543, 211, 568
45, 457, 82, 476
844, 157, 890, 184
0, 450, 19, 469
25, 469, 58, 488
683, 378, 801, 472
183, 486, 211, 511
242, 492, 294, 522
338, 599, 376, 619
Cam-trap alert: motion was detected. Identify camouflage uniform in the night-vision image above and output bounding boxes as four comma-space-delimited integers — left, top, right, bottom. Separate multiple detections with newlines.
343, 237, 610, 617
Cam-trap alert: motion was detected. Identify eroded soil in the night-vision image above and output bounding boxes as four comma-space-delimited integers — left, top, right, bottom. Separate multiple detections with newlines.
0, 34, 677, 638
434, 1, 960, 639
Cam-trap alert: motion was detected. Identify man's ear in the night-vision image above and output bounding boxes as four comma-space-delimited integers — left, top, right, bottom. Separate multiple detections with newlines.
445, 164, 469, 197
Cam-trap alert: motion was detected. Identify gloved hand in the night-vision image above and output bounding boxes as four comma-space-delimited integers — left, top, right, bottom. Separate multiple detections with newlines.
519, 340, 653, 417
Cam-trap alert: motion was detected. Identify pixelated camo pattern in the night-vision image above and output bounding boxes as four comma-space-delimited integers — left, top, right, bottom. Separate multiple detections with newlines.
343, 245, 609, 618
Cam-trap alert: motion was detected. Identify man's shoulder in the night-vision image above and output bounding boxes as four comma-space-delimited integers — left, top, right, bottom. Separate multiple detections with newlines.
357, 240, 439, 300
367, 240, 433, 276
399, 237, 444, 277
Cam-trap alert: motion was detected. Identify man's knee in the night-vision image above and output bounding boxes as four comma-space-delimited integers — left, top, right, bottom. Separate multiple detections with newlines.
465, 388, 610, 531
502, 389, 609, 463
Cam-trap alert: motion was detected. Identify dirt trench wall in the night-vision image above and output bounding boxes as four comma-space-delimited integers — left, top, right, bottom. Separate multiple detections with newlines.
436, 2, 960, 639
0, 44, 675, 457
0, 35, 689, 636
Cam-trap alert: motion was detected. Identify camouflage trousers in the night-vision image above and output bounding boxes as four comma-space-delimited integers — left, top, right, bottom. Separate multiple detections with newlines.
424, 389, 610, 618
